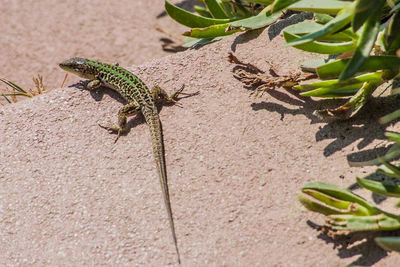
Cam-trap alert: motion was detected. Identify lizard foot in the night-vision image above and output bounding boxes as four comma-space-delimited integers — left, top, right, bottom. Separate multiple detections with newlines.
172, 84, 200, 99
169, 85, 200, 107
98, 123, 124, 143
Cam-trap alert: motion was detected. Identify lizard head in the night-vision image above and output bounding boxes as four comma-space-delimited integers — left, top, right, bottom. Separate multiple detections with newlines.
59, 57, 96, 80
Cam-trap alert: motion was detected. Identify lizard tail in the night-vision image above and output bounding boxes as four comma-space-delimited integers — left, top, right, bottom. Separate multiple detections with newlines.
145, 109, 181, 264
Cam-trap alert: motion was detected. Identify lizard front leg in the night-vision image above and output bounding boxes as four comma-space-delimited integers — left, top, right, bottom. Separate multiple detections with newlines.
99, 102, 141, 143
87, 79, 102, 90
76, 79, 101, 90
151, 85, 199, 106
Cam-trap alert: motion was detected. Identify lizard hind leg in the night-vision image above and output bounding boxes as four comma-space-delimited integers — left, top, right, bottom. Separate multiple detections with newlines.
98, 102, 140, 143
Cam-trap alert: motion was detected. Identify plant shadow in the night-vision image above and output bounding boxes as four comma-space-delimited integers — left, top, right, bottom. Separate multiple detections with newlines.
228, 55, 400, 159
230, 12, 313, 52
250, 87, 399, 157
307, 220, 399, 266
230, 55, 400, 265
348, 170, 400, 205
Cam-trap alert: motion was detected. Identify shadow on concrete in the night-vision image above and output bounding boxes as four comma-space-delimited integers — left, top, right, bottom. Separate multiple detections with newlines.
69, 81, 194, 139
306, 220, 400, 266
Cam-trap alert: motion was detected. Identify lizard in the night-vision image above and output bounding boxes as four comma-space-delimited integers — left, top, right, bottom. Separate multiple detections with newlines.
59, 57, 197, 264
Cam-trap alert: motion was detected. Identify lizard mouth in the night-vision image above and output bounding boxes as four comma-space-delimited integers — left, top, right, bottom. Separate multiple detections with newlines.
59, 58, 81, 72
59, 64, 84, 78
59, 58, 95, 80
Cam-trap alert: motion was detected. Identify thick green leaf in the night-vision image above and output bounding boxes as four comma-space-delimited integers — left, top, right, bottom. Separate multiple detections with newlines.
165, 1, 231, 28
283, 21, 356, 41
229, 9, 282, 29
391, 2, 400, 13
298, 72, 384, 98
302, 190, 351, 210
183, 23, 240, 38
220, 1, 234, 17
352, 0, 383, 32
299, 193, 349, 215
341, 80, 380, 115
312, 79, 382, 119
272, 0, 300, 13
283, 31, 355, 54
357, 177, 400, 197
204, 0, 229, 19
194, 5, 212, 17
380, 109, 400, 124
328, 214, 400, 231
315, 13, 334, 24
295, 72, 384, 91
377, 162, 400, 179
375, 237, 400, 252
232, 1, 252, 17
283, 21, 323, 34
300, 84, 361, 97
302, 189, 371, 215
386, 132, 400, 143
385, 11, 400, 53
380, 144, 400, 163
286, 2, 354, 46
289, 0, 350, 15
247, 0, 274, 4
302, 182, 379, 214
317, 56, 400, 79
295, 79, 339, 90
349, 145, 400, 167
184, 11, 282, 38
339, 0, 384, 81
300, 58, 332, 72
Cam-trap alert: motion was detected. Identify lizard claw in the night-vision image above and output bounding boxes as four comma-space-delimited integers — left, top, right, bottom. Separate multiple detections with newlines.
172, 85, 200, 101
179, 90, 200, 97
76, 80, 88, 89
171, 84, 185, 100
114, 132, 121, 143
170, 98, 184, 108
98, 123, 123, 143
98, 123, 111, 131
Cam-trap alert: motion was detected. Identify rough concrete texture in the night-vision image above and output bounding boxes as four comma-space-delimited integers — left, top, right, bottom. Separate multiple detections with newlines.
0, 0, 187, 91
1, 1, 400, 267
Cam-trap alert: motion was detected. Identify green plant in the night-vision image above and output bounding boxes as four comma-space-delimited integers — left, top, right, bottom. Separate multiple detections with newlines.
167, 1, 400, 119
299, 89, 400, 251
281, 0, 400, 255
286, 0, 400, 252
165, 0, 283, 47
1, 75, 46, 104
166, 0, 400, 256
166, 0, 400, 255
299, 170, 400, 251
165, 0, 356, 47
284, 0, 400, 119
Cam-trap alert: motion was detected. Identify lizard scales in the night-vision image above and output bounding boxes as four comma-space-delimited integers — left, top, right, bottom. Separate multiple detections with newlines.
59, 58, 182, 263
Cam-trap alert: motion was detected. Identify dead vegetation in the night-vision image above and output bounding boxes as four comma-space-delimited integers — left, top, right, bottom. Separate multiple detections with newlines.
228, 52, 316, 97
1, 75, 46, 104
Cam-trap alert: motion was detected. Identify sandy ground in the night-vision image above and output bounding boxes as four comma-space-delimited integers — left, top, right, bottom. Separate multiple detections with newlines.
0, 0, 188, 92
1, 1, 400, 266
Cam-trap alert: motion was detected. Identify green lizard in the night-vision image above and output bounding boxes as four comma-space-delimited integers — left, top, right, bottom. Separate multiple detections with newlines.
60, 57, 197, 264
